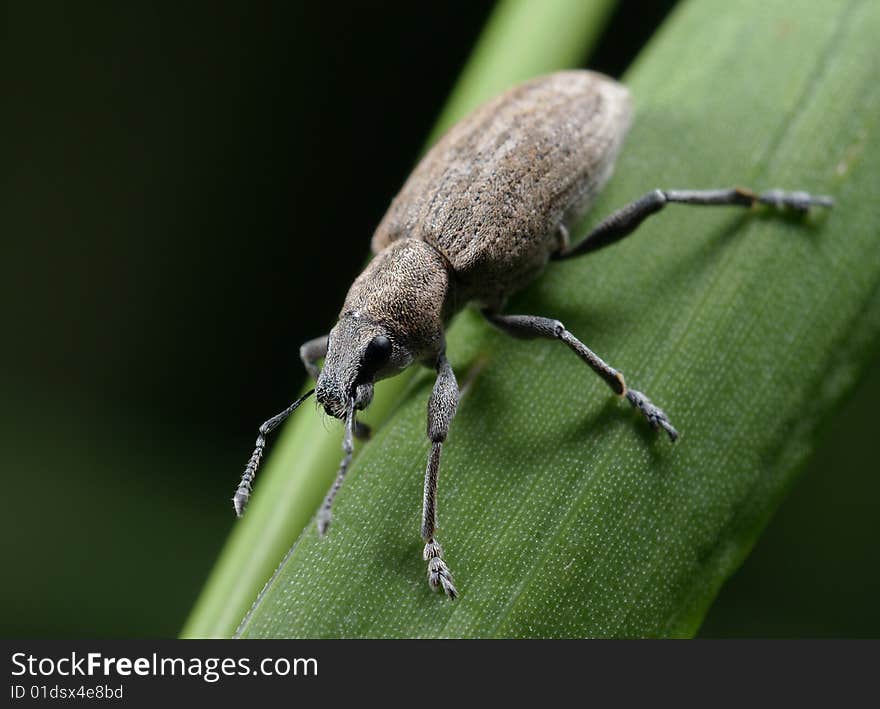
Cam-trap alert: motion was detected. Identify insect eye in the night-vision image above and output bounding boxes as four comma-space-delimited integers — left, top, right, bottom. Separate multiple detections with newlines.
364, 335, 392, 368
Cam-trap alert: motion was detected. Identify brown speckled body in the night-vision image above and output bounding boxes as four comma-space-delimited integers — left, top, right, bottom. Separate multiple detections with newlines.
371, 70, 631, 312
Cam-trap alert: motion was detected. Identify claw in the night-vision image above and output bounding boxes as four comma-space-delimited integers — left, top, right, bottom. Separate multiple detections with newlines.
424, 540, 457, 599
757, 189, 834, 212
625, 389, 679, 442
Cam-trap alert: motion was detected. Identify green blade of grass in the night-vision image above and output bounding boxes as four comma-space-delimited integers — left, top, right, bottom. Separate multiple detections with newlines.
235, 0, 880, 638
182, 0, 617, 640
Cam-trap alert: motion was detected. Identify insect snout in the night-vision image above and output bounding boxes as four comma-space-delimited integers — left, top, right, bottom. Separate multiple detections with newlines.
315, 374, 375, 420
315, 381, 349, 420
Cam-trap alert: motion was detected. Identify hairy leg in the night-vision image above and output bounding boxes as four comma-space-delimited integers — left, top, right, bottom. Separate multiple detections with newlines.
483, 311, 677, 441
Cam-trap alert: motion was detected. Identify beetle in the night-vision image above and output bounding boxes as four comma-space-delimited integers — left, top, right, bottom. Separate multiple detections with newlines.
232, 70, 832, 599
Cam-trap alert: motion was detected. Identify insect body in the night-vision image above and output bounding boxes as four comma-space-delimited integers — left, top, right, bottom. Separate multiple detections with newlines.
233, 70, 832, 599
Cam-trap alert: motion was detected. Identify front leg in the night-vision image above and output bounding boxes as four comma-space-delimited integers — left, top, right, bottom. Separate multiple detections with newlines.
422, 352, 459, 599
299, 334, 329, 380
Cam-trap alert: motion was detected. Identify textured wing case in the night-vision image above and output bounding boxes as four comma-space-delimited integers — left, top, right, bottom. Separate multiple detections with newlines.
371, 70, 632, 306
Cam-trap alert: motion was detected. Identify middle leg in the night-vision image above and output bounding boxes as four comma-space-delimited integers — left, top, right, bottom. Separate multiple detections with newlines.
483, 310, 678, 441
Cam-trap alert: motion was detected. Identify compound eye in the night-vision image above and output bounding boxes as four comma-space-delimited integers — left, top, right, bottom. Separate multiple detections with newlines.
365, 335, 392, 363
361, 335, 392, 377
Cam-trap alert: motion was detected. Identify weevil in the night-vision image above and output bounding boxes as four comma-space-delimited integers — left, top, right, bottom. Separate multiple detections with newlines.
233, 70, 833, 599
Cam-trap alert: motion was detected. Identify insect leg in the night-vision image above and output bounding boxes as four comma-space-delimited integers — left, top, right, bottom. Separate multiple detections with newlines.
299, 334, 329, 380
483, 311, 678, 441
553, 187, 833, 260
422, 352, 459, 599
233, 389, 315, 517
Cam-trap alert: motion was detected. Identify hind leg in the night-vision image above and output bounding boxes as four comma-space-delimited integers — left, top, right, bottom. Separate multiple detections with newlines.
553, 187, 833, 260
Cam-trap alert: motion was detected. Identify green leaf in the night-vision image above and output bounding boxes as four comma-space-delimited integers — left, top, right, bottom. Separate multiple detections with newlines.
181, 0, 617, 640
203, 0, 880, 638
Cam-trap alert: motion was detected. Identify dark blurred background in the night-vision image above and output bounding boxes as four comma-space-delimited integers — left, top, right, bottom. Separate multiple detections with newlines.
1, 1, 877, 638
